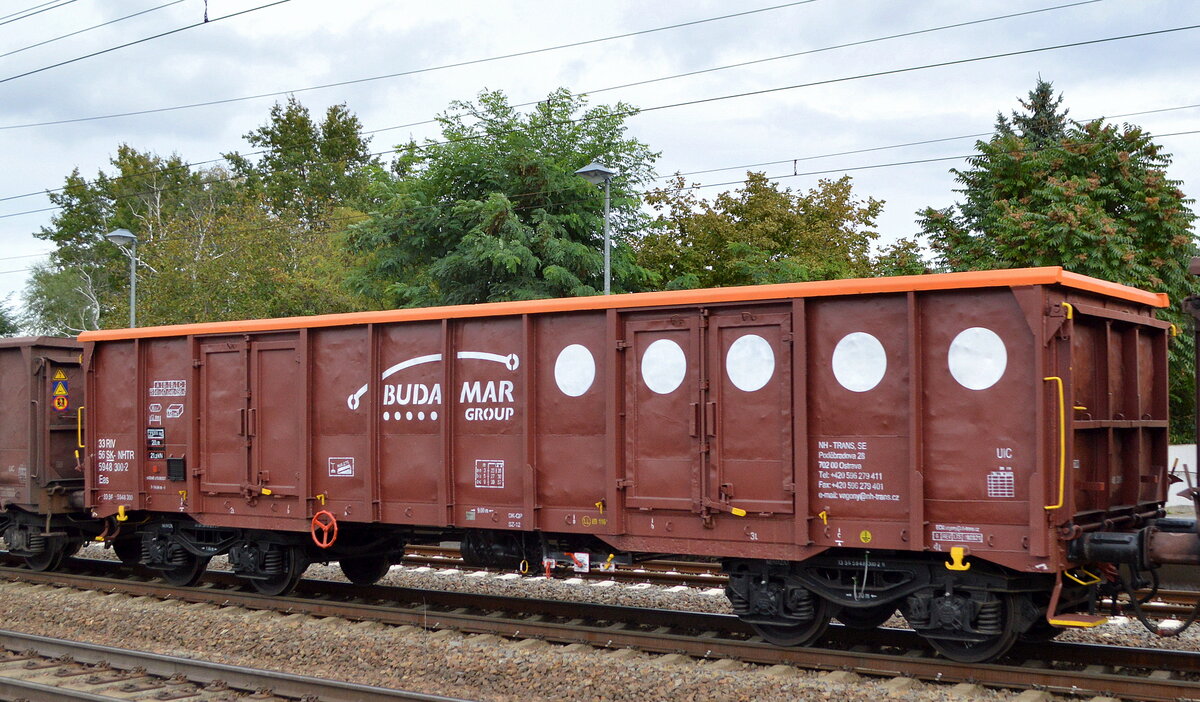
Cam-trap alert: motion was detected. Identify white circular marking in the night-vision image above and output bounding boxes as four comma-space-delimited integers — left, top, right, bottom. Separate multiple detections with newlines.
418, 411, 426, 420
725, 334, 775, 392
554, 344, 596, 397
430, 411, 438, 421
948, 327, 1007, 390
641, 339, 687, 395
831, 332, 887, 393
406, 411, 413, 420
505, 353, 520, 371
383, 412, 391, 421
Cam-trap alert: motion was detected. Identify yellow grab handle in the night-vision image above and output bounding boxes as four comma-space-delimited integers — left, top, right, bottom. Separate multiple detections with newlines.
1043, 376, 1066, 510
76, 406, 86, 449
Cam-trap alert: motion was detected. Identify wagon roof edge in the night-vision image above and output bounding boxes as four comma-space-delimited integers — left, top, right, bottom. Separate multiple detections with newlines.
77, 266, 1169, 342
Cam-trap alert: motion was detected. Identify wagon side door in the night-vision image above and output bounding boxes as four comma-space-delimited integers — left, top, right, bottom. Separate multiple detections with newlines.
707, 311, 794, 515
622, 315, 702, 512
249, 338, 302, 496
199, 340, 250, 495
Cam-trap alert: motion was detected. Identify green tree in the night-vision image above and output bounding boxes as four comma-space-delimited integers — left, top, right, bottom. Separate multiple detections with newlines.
637, 172, 883, 289
346, 88, 659, 306
26, 146, 234, 333
918, 80, 1198, 439
0, 297, 21, 336
872, 237, 930, 277
225, 97, 378, 225
995, 77, 1069, 147
133, 196, 368, 325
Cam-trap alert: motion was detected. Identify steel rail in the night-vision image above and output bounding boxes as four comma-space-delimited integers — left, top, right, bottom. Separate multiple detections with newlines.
0, 629, 466, 702
2, 562, 1199, 701
402, 544, 727, 586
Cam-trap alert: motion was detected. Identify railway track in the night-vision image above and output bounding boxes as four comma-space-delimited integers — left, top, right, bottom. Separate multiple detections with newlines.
3, 558, 1200, 701
0, 629, 460, 701
401, 544, 727, 587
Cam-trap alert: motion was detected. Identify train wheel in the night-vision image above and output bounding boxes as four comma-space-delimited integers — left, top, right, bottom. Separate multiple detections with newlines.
251, 545, 307, 596
111, 537, 142, 566
339, 556, 390, 585
748, 596, 834, 647
24, 539, 66, 572
161, 552, 209, 587
923, 592, 1022, 663
836, 603, 896, 630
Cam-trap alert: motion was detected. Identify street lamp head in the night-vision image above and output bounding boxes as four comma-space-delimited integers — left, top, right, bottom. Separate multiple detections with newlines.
574, 162, 616, 186
105, 228, 136, 248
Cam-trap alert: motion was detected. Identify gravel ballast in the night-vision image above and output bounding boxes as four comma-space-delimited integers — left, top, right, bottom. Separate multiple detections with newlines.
6, 543, 1192, 701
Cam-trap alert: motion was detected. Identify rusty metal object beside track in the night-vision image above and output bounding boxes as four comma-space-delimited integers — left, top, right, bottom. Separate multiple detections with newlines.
2, 559, 1200, 701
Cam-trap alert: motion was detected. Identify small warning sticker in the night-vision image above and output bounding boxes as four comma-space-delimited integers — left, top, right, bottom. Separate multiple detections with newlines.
52, 369, 67, 381
474, 459, 505, 489
328, 457, 355, 477
52, 396, 69, 411
52, 380, 68, 396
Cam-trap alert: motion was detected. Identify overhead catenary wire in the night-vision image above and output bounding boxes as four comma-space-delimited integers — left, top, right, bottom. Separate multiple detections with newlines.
0, 8, 1189, 213
0, 16, 1196, 222
0, 0, 187, 61
0, 0, 821, 132
0, 0, 78, 28
0, 0, 291, 86
0, 1, 63, 23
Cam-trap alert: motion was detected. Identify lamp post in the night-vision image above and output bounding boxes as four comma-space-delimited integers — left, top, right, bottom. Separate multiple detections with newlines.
574, 162, 617, 295
105, 228, 137, 328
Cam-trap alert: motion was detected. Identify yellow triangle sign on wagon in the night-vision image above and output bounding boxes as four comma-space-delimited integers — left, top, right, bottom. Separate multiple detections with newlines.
52, 369, 67, 381
51, 381, 68, 396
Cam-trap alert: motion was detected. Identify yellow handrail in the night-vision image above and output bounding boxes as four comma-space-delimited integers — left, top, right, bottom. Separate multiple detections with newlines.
1043, 376, 1066, 510
76, 406, 86, 449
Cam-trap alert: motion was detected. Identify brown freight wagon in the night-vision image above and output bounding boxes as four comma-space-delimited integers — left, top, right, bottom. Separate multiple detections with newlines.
79, 267, 1178, 661
0, 337, 98, 569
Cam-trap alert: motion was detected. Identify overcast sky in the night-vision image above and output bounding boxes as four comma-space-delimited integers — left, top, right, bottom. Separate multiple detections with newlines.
0, 0, 1197, 312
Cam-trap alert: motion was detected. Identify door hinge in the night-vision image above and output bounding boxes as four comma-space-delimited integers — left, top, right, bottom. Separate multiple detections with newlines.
615, 479, 633, 489
783, 481, 796, 494
781, 333, 794, 344
700, 442, 711, 453
615, 340, 629, 350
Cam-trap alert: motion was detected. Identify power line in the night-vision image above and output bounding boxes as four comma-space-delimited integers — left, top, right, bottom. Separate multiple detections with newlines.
0, 0, 78, 28
3, 16, 1196, 222
0, 0, 291, 86
0, 1, 63, 23
0, 1, 1157, 208
0, 0, 818, 131
634, 23, 1200, 118
0, 0, 187, 61
670, 101, 1200, 178
366, 0, 1106, 138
